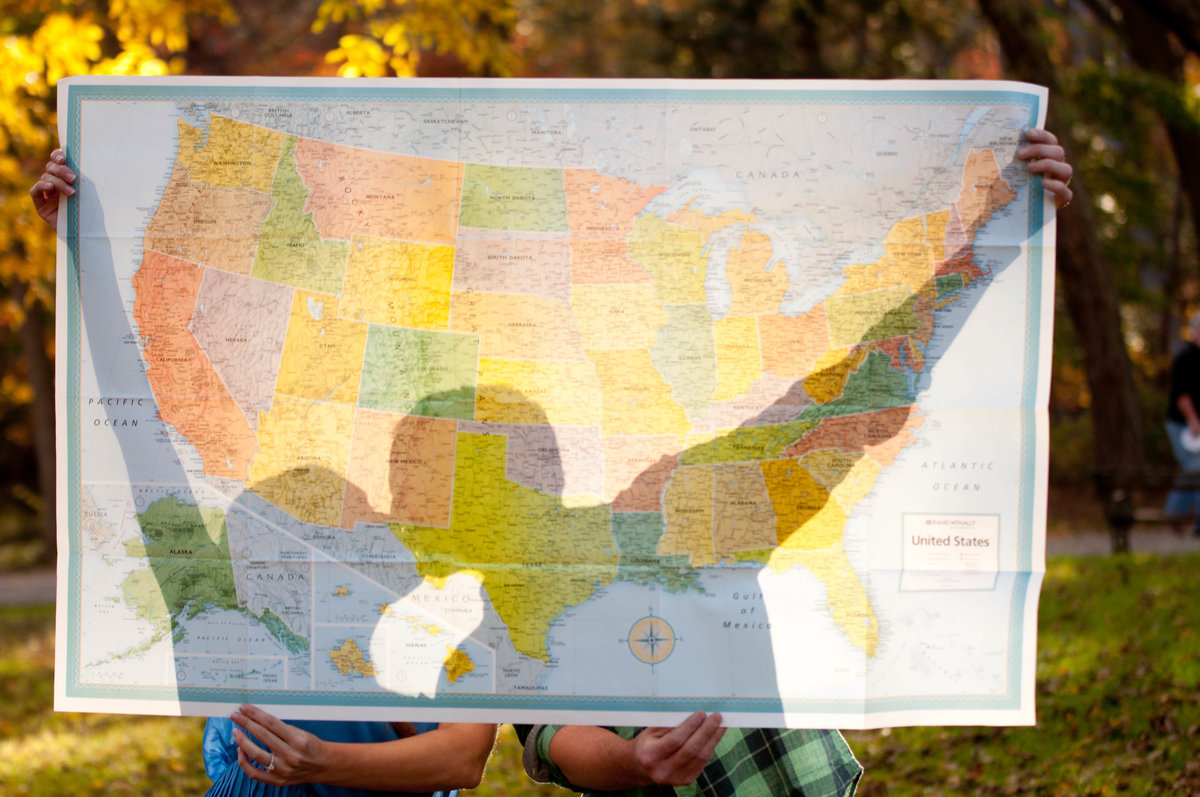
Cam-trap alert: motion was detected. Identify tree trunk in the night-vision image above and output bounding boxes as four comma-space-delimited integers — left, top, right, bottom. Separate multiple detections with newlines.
1138, 0, 1200, 56
978, 0, 1145, 553
13, 281, 56, 558
1114, 0, 1200, 286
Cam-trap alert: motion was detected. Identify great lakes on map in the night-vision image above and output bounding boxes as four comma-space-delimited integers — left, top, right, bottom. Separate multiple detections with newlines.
56, 78, 1051, 728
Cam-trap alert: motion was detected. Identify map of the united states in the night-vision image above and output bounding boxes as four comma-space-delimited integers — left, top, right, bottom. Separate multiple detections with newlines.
123, 107, 1018, 675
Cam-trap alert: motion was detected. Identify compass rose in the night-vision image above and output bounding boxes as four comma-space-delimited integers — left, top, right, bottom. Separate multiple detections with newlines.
627, 615, 676, 665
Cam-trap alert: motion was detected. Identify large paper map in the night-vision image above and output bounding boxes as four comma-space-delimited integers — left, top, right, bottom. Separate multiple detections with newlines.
55, 77, 1051, 728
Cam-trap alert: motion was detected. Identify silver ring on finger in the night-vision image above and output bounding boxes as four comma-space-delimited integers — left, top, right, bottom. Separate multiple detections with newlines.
267, 752, 276, 772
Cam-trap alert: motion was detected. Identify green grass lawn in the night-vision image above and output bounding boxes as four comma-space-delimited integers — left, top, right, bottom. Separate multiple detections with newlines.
3, 554, 1197, 795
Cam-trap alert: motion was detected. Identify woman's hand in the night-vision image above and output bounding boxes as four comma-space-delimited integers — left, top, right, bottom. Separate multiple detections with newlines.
230, 704, 330, 786
29, 149, 76, 230
1018, 129, 1073, 209
228, 705, 495, 790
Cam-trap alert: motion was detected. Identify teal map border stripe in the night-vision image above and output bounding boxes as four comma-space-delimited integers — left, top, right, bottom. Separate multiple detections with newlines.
60, 79, 1045, 718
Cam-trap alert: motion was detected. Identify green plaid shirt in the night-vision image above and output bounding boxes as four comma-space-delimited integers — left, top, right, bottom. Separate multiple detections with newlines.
517, 725, 862, 797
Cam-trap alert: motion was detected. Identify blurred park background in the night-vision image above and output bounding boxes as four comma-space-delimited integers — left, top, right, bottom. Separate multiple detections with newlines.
0, 0, 1198, 793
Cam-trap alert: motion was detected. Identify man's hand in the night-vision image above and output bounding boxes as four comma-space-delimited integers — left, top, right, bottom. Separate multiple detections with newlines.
546, 712, 727, 790
29, 149, 76, 230
629, 711, 728, 786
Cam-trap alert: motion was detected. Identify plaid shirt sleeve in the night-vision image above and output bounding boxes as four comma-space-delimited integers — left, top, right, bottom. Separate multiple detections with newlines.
693, 727, 862, 797
515, 724, 862, 797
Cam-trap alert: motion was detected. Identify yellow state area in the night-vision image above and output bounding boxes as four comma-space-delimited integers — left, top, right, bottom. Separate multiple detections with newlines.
275, 291, 368, 405
837, 215, 935, 297
713, 315, 762, 401
392, 432, 617, 662
657, 465, 716, 567
761, 458, 846, 550
451, 292, 584, 361
825, 286, 917, 350
587, 349, 691, 439
177, 116, 284, 194
329, 639, 377, 677
248, 395, 356, 527
725, 229, 790, 318
444, 646, 476, 683
627, 214, 708, 305
477, 359, 601, 427
341, 236, 454, 329
925, 210, 950, 263
570, 284, 670, 350
803, 347, 868, 404
767, 546, 878, 657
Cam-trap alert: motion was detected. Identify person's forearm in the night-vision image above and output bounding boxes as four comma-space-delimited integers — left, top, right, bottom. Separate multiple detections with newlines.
314, 723, 495, 791
547, 726, 652, 790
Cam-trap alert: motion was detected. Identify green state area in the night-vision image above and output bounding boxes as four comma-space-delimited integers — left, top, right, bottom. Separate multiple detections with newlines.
936, 273, 966, 297
121, 497, 238, 644
679, 419, 821, 466
120, 496, 307, 652
459, 164, 568, 232
611, 512, 700, 591
358, 326, 480, 419
259, 608, 309, 654
252, 136, 349, 293
650, 304, 716, 421
392, 432, 618, 662
801, 349, 916, 421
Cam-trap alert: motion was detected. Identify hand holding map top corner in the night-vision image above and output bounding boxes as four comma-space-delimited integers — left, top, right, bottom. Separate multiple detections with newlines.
30, 147, 74, 229
1017, 128, 1073, 207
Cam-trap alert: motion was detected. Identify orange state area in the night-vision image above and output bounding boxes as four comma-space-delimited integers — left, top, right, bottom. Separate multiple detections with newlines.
131, 250, 258, 479
143, 165, 275, 275
873, 337, 921, 374
759, 304, 830, 380
563, 169, 666, 241
665, 205, 757, 246
569, 240, 654, 285
341, 409, 457, 529
604, 435, 682, 511
760, 458, 846, 551
293, 138, 463, 245
955, 148, 1017, 240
